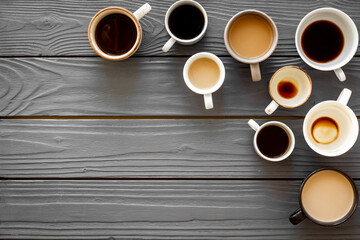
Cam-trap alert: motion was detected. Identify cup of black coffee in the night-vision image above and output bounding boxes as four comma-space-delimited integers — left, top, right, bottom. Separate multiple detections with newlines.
162, 0, 208, 52
295, 8, 358, 81
248, 119, 295, 162
88, 4, 151, 60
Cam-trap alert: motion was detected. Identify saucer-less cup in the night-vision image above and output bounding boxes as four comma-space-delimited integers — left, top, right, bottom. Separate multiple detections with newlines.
88, 4, 151, 60
295, 8, 358, 81
162, 0, 208, 52
289, 168, 358, 226
224, 10, 278, 82
183, 52, 225, 110
265, 66, 312, 115
248, 119, 295, 162
303, 88, 358, 157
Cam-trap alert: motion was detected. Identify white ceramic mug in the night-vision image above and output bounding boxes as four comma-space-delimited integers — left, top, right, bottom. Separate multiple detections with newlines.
88, 4, 151, 60
295, 8, 358, 81
265, 66, 312, 115
183, 52, 225, 109
162, 0, 208, 52
224, 10, 278, 82
248, 119, 295, 162
303, 88, 358, 157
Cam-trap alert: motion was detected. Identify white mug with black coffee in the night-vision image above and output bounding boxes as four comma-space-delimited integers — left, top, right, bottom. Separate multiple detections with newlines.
295, 8, 358, 81
183, 52, 225, 109
290, 169, 358, 226
162, 0, 208, 52
248, 120, 295, 162
88, 4, 152, 60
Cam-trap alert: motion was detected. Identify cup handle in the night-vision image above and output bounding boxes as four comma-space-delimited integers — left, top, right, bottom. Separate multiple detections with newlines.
248, 119, 260, 132
289, 208, 307, 225
250, 63, 261, 82
133, 3, 152, 20
162, 37, 176, 52
204, 93, 213, 110
265, 100, 279, 115
337, 88, 352, 105
334, 68, 346, 82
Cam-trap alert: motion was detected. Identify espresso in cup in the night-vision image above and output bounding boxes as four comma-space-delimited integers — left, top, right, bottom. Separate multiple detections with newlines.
290, 169, 358, 225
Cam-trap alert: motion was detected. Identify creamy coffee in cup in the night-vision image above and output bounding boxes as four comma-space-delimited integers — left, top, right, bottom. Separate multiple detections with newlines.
303, 88, 358, 157
88, 4, 151, 60
162, 0, 208, 52
295, 8, 358, 81
265, 66, 312, 115
224, 10, 278, 81
290, 169, 358, 226
248, 119, 295, 162
183, 52, 225, 109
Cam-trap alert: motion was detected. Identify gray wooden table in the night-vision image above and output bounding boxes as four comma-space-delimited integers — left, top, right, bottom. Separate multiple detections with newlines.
1, 0, 360, 239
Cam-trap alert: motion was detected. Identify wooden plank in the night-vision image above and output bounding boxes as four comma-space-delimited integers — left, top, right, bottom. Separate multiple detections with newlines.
1, 57, 360, 116
1, 119, 360, 179
1, 180, 360, 239
0, 0, 359, 57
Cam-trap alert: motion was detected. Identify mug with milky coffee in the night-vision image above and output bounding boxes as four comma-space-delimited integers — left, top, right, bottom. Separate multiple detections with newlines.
290, 169, 358, 226
224, 10, 278, 81
183, 52, 225, 109
88, 4, 151, 60
303, 88, 358, 157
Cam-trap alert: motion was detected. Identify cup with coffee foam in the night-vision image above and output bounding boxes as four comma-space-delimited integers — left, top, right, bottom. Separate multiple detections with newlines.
303, 88, 358, 157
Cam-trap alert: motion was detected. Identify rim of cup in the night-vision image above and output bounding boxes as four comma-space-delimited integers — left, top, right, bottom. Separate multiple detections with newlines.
88, 7, 142, 61
253, 121, 295, 162
183, 52, 225, 94
269, 66, 312, 108
165, 0, 208, 44
298, 168, 358, 226
295, 7, 359, 71
224, 9, 278, 64
303, 100, 359, 157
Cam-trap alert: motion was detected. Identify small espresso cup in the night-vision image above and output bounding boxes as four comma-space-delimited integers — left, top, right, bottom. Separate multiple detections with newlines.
248, 120, 295, 162
183, 52, 225, 110
303, 88, 358, 157
88, 4, 151, 60
295, 8, 358, 81
265, 66, 312, 115
290, 168, 358, 226
162, 0, 208, 52
224, 10, 278, 82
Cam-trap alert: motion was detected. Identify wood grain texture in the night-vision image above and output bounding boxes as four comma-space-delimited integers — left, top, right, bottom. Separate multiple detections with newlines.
1, 119, 360, 179
0, 0, 359, 57
1, 57, 360, 116
1, 180, 360, 239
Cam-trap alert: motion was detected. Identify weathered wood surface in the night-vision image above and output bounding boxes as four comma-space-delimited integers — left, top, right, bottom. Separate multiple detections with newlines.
0, 0, 359, 57
1, 57, 360, 116
1, 180, 360, 239
1, 119, 359, 179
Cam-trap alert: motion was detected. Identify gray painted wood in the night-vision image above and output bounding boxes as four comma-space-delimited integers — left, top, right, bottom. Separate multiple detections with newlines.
1, 180, 360, 239
1, 57, 360, 116
0, 0, 359, 57
1, 119, 360, 179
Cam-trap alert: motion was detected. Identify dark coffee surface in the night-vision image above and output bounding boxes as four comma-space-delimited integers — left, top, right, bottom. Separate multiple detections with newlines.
278, 81, 298, 99
257, 125, 289, 158
169, 5, 204, 40
95, 13, 137, 55
301, 20, 344, 63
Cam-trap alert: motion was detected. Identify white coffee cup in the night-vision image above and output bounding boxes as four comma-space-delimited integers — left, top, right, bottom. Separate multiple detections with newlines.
295, 8, 358, 81
224, 10, 278, 82
88, 4, 151, 60
248, 119, 295, 162
183, 52, 225, 109
265, 66, 312, 115
162, 0, 208, 52
303, 88, 358, 157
